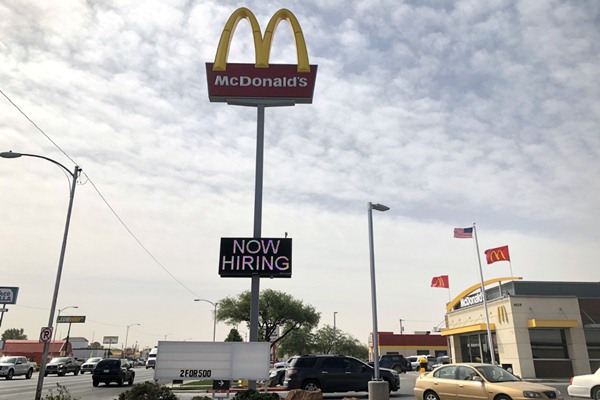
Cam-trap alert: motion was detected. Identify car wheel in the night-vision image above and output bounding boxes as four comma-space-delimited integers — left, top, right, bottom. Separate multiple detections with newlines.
496, 396, 512, 400
593, 387, 600, 400
302, 380, 320, 391
383, 379, 395, 393
424, 390, 440, 400
26, 369, 33, 379
93, 379, 99, 387
278, 373, 285, 386
128, 376, 134, 385
81, 371, 85, 374
6, 370, 14, 380
117, 378, 124, 387
74, 369, 79, 376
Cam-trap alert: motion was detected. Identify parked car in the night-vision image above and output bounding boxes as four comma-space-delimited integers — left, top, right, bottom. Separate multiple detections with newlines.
431, 356, 452, 369
268, 368, 286, 386
567, 367, 600, 399
80, 357, 103, 374
92, 358, 135, 387
414, 363, 563, 400
407, 355, 436, 371
45, 357, 81, 376
0, 356, 36, 380
367, 354, 411, 373
283, 354, 400, 393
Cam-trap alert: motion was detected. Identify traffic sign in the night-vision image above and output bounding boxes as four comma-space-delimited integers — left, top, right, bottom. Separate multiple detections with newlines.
212, 379, 230, 390
39, 327, 53, 343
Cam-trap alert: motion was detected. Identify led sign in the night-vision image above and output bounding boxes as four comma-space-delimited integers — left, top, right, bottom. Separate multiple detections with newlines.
219, 238, 292, 278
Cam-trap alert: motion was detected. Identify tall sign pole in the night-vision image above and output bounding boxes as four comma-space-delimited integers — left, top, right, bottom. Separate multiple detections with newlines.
207, 7, 317, 390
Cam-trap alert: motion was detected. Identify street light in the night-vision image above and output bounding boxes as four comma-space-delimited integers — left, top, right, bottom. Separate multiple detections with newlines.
124, 323, 140, 357
51, 305, 78, 356
194, 298, 218, 342
333, 311, 338, 354
368, 202, 389, 383
1, 151, 81, 400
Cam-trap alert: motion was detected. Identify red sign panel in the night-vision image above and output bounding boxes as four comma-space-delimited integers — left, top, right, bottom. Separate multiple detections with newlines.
206, 63, 317, 104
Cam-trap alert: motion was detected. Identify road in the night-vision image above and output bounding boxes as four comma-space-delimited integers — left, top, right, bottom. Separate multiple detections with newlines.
0, 367, 155, 400
0, 370, 572, 400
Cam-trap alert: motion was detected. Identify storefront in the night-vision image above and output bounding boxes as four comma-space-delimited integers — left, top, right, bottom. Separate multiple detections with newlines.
441, 279, 600, 379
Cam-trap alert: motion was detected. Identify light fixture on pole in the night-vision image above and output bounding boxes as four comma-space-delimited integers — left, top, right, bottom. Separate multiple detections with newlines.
51, 305, 78, 356
333, 311, 338, 354
368, 202, 389, 382
194, 298, 218, 342
124, 323, 140, 357
1, 151, 81, 400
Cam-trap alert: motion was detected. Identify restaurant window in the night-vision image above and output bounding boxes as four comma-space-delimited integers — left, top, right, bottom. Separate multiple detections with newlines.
529, 329, 568, 359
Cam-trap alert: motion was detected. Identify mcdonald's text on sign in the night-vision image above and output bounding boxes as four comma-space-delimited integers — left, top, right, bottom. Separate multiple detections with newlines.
219, 238, 292, 278
206, 8, 317, 103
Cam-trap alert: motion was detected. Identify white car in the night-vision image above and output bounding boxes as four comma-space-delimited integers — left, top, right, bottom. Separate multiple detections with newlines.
80, 357, 103, 374
567, 367, 600, 399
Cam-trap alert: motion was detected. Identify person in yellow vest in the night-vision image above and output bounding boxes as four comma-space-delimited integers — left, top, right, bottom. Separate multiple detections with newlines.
419, 356, 428, 373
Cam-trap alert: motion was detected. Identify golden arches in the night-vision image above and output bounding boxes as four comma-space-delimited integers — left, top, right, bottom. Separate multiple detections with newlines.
446, 277, 523, 313
213, 7, 310, 72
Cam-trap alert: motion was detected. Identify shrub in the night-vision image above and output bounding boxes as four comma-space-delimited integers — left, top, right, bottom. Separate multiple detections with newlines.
234, 389, 281, 400
43, 383, 79, 400
117, 381, 178, 400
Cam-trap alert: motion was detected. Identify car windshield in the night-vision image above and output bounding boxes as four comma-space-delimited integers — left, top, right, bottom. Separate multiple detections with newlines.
86, 357, 102, 363
50, 357, 69, 363
475, 365, 520, 382
0, 357, 16, 363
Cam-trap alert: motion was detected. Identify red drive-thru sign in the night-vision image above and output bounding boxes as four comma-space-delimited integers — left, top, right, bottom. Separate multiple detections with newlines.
206, 7, 317, 103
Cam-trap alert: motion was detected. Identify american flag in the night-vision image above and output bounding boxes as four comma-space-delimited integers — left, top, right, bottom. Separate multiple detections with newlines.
454, 227, 473, 238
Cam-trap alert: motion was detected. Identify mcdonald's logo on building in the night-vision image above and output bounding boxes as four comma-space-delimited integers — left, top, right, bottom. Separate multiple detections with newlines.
497, 305, 509, 324
206, 8, 318, 104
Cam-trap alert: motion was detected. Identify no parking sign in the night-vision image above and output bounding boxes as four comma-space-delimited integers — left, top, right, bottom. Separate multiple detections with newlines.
39, 327, 53, 343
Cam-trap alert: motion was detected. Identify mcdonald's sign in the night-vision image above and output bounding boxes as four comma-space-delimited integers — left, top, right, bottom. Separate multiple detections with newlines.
206, 8, 317, 103
497, 305, 509, 324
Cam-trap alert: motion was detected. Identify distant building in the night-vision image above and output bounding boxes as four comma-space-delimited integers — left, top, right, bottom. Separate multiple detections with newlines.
368, 331, 448, 360
0, 340, 73, 364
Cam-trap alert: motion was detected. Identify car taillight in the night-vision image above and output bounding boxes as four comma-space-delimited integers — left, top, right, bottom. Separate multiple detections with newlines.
287, 369, 297, 376
569, 377, 574, 385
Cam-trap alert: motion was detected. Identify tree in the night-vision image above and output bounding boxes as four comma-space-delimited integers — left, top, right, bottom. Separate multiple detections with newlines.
276, 326, 315, 358
217, 289, 320, 347
224, 328, 243, 342
311, 325, 368, 360
1, 328, 27, 340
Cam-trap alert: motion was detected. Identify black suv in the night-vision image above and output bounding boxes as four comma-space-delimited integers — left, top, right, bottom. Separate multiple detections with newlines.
283, 355, 400, 393
92, 358, 135, 387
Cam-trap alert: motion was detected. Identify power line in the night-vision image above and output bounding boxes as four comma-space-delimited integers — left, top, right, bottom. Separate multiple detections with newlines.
1, 88, 202, 299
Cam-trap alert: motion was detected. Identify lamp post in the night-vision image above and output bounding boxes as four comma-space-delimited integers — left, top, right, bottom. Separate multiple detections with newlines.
368, 202, 389, 383
51, 305, 78, 356
1, 151, 81, 400
333, 311, 338, 354
194, 298, 218, 341
124, 323, 140, 357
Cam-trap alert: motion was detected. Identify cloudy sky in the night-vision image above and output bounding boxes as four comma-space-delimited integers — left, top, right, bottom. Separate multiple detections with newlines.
1, 0, 599, 352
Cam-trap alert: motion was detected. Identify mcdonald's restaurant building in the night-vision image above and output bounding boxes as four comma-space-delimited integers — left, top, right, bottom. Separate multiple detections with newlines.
441, 279, 600, 379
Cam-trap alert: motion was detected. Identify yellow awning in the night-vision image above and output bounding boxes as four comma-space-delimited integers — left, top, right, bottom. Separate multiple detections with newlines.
440, 323, 496, 336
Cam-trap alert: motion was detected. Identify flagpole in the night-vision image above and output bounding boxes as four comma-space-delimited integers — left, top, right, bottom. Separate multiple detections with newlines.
473, 223, 496, 364
509, 260, 513, 277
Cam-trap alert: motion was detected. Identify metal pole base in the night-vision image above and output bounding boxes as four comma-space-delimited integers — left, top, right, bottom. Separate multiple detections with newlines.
368, 380, 389, 400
